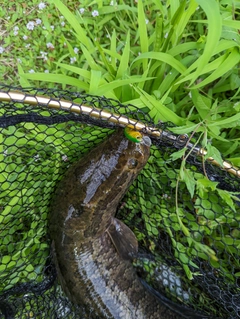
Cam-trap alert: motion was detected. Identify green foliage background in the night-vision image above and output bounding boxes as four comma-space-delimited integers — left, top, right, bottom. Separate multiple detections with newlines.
1, 0, 240, 317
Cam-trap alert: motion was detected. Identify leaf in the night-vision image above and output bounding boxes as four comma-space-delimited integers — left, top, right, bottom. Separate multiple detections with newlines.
95, 76, 154, 96
47, 0, 92, 49
205, 144, 223, 166
55, 62, 91, 79
80, 44, 101, 71
18, 63, 31, 87
98, 4, 137, 14
135, 89, 184, 125
223, 19, 240, 30
190, 89, 211, 120
20, 73, 89, 91
116, 32, 130, 79
192, 48, 240, 89
89, 70, 102, 94
138, 0, 149, 58
196, 177, 218, 192
170, 123, 200, 134
189, 0, 222, 85
132, 52, 187, 74
208, 112, 240, 129
216, 189, 236, 212
170, 148, 187, 161
180, 166, 196, 198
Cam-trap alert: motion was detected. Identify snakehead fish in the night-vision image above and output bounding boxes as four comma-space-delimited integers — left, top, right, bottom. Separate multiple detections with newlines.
49, 129, 210, 319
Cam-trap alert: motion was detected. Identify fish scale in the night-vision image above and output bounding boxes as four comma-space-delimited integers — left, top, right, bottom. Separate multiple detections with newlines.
49, 129, 213, 319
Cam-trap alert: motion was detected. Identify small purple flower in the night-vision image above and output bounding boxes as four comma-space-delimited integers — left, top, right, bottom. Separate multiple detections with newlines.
36, 18, 42, 25
46, 42, 54, 49
79, 8, 85, 14
73, 47, 79, 54
0, 47, 5, 54
26, 21, 35, 30
23, 35, 28, 40
92, 10, 99, 17
70, 57, 77, 64
38, 2, 46, 10
29, 69, 35, 73
13, 26, 19, 35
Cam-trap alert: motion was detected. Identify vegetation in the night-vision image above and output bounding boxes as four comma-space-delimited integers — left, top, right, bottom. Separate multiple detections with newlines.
1, 0, 240, 317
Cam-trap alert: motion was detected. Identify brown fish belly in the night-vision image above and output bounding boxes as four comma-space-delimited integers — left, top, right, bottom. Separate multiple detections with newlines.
49, 129, 182, 319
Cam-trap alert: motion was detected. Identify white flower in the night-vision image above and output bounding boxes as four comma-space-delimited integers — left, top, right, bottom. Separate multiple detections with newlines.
61, 21, 65, 27
50, 25, 54, 30
73, 47, 79, 54
70, 56, 77, 64
36, 18, 42, 25
92, 10, 99, 17
26, 21, 35, 30
44, 69, 49, 73
13, 30, 19, 36
60, 16, 64, 19
145, 19, 149, 24
38, 2, 46, 10
46, 42, 54, 49
79, 8, 85, 14
40, 51, 48, 60
29, 69, 35, 73
14, 26, 19, 31
40, 51, 47, 56
25, 44, 30, 48
17, 58, 22, 63
23, 35, 28, 40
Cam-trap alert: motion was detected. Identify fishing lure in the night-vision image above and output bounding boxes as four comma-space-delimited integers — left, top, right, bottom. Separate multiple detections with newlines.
124, 127, 143, 143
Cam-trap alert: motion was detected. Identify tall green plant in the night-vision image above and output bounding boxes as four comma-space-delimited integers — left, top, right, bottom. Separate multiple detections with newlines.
18, 0, 240, 160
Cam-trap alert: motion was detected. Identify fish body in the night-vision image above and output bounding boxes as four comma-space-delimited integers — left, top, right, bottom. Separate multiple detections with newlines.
49, 130, 204, 319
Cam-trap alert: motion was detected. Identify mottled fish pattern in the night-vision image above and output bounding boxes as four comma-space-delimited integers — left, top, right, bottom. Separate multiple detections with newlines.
49, 129, 213, 319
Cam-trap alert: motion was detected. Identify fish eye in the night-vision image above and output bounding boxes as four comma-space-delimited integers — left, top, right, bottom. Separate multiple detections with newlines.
128, 158, 138, 169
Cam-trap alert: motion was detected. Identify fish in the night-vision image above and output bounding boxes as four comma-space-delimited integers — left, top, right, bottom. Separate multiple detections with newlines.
49, 129, 214, 319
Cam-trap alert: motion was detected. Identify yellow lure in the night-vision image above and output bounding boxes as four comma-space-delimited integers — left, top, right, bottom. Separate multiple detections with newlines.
124, 127, 143, 143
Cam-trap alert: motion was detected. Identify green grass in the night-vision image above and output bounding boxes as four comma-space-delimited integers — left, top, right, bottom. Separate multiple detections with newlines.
1, 0, 240, 317
1, 0, 240, 161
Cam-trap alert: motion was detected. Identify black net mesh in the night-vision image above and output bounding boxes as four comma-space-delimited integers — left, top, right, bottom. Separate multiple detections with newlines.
0, 84, 239, 319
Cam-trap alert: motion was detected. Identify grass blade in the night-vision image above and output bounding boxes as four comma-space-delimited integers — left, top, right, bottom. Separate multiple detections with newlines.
192, 48, 240, 89
189, 0, 222, 85
47, 0, 92, 49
